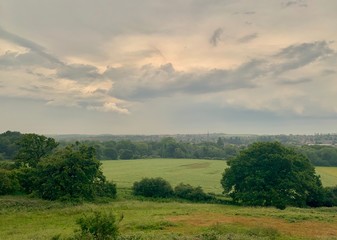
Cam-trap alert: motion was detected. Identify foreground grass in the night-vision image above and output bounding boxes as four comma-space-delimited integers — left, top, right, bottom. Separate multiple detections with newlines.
1, 195, 337, 240
102, 159, 337, 194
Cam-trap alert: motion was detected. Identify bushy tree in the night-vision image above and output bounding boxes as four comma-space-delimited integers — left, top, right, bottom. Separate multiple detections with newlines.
33, 143, 116, 201
15, 133, 58, 167
73, 211, 119, 240
0, 169, 20, 195
132, 177, 173, 198
319, 186, 337, 207
174, 183, 213, 202
221, 142, 324, 209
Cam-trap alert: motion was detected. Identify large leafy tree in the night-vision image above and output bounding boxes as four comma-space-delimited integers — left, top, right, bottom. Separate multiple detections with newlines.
221, 142, 324, 209
15, 133, 58, 167
33, 143, 116, 200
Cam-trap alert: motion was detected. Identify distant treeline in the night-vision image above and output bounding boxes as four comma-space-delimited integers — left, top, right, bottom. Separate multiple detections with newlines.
1, 131, 337, 166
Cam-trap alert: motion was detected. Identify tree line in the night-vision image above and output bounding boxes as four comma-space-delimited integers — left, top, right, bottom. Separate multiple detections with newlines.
0, 133, 116, 200
1, 131, 337, 209
2, 131, 337, 166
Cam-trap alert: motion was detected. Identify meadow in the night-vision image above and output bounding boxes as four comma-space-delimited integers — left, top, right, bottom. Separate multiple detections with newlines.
1, 195, 337, 240
1, 158, 337, 240
102, 159, 337, 194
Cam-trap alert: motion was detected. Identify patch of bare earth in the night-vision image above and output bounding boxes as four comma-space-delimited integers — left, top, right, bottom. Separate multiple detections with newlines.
167, 213, 337, 238
180, 162, 211, 169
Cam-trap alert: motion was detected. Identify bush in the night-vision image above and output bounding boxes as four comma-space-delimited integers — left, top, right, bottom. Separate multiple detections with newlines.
0, 169, 20, 195
322, 186, 337, 207
0, 161, 15, 170
94, 181, 117, 198
15, 167, 37, 194
132, 177, 174, 198
174, 183, 214, 202
73, 211, 119, 240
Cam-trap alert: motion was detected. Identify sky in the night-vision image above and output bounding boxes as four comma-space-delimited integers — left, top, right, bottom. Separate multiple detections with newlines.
0, 0, 337, 135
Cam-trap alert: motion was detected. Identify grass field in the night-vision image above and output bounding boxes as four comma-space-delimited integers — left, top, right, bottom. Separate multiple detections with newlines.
1, 196, 337, 240
102, 159, 337, 194
316, 167, 337, 187
1, 159, 337, 239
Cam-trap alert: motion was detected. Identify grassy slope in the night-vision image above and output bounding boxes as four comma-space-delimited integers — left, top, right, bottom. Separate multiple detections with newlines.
102, 159, 337, 193
1, 159, 337, 239
1, 196, 337, 240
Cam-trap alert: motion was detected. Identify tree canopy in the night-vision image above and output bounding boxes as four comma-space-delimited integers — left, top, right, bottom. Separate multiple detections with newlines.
15, 133, 58, 167
221, 142, 324, 209
33, 143, 116, 200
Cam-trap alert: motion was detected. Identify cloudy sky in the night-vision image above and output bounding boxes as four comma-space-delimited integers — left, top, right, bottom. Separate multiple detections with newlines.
1, 0, 337, 135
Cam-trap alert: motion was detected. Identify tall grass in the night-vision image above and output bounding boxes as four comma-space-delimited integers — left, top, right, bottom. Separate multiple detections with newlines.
1, 195, 337, 240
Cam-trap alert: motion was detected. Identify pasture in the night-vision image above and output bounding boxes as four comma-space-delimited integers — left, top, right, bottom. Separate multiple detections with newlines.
1, 159, 337, 239
1, 196, 337, 240
102, 159, 337, 194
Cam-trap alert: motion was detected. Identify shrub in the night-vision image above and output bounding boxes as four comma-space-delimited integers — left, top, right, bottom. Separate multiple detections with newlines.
15, 167, 37, 194
0, 169, 20, 195
74, 211, 119, 240
174, 183, 214, 202
95, 180, 117, 198
132, 177, 174, 198
0, 161, 15, 170
322, 186, 337, 207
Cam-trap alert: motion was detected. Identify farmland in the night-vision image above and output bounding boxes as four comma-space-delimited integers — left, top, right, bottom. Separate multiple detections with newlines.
1, 158, 337, 239
102, 159, 337, 194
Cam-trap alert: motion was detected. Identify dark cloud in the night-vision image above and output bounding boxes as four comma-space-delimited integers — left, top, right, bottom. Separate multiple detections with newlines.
321, 69, 336, 76
237, 33, 258, 43
0, 50, 58, 69
0, 26, 64, 66
108, 60, 259, 100
273, 41, 334, 74
278, 78, 312, 85
283, 0, 308, 8
105, 41, 336, 102
209, 28, 223, 47
56, 64, 102, 81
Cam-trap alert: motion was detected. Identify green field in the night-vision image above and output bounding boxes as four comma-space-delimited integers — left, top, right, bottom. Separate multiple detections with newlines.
316, 167, 337, 187
1, 159, 337, 239
102, 159, 337, 194
1, 196, 337, 240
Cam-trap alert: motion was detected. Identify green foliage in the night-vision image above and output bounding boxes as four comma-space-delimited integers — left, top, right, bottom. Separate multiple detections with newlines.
221, 142, 325, 208
104, 148, 118, 160
174, 183, 214, 202
132, 177, 174, 198
94, 181, 117, 198
0, 131, 22, 159
0, 169, 20, 195
119, 149, 134, 160
0, 161, 15, 170
15, 133, 58, 167
33, 143, 116, 201
298, 145, 337, 166
322, 186, 337, 206
73, 211, 119, 240
15, 167, 37, 194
